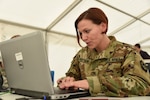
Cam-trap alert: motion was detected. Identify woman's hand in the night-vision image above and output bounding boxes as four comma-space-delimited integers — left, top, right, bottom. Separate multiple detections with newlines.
57, 76, 75, 89
57, 77, 89, 90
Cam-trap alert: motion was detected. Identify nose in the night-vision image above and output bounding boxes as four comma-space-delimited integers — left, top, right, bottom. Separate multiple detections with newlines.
81, 33, 88, 41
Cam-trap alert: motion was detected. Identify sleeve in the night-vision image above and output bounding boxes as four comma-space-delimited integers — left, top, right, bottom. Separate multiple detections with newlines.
65, 53, 82, 80
141, 51, 150, 59
87, 50, 150, 97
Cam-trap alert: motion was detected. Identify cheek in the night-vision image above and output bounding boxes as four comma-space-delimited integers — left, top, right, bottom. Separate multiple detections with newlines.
90, 29, 101, 39
88, 32, 97, 40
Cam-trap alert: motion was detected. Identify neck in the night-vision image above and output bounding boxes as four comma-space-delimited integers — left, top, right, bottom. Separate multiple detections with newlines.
137, 49, 141, 53
96, 35, 110, 52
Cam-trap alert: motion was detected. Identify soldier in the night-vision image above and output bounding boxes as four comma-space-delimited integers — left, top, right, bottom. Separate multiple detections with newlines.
10, 34, 20, 39
0, 62, 3, 90
0, 59, 8, 90
134, 43, 150, 59
57, 7, 150, 97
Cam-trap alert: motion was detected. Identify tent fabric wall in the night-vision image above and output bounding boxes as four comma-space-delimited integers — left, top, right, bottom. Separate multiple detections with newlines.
0, 22, 40, 40
0, 0, 150, 46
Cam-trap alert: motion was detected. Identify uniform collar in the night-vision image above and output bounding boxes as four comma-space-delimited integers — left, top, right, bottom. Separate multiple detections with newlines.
87, 36, 117, 60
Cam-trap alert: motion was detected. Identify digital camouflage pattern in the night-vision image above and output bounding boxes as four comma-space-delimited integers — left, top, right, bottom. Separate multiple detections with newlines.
0, 62, 8, 88
66, 36, 150, 97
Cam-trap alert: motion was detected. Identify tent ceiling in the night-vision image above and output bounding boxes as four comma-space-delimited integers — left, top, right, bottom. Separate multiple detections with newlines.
0, 0, 150, 47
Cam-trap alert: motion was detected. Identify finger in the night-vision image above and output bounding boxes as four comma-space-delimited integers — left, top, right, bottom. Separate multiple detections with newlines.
58, 83, 65, 89
70, 77, 75, 81
61, 77, 70, 83
65, 77, 75, 82
57, 79, 62, 84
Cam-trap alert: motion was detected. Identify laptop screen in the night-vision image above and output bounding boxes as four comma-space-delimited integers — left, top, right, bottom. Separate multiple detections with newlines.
144, 59, 150, 73
0, 31, 54, 97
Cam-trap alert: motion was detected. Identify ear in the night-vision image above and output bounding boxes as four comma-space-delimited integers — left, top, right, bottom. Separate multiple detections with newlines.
100, 22, 107, 33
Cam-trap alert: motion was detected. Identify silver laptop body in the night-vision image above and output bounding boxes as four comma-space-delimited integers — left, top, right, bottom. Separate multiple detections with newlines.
0, 31, 89, 99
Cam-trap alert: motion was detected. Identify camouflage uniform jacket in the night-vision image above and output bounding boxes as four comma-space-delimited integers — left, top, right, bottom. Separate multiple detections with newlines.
0, 62, 8, 88
66, 36, 150, 97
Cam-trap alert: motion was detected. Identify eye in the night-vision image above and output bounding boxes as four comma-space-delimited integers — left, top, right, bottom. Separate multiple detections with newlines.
84, 29, 90, 33
79, 32, 82, 36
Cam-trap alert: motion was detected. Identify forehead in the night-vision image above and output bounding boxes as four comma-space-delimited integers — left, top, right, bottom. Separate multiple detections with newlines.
77, 19, 94, 29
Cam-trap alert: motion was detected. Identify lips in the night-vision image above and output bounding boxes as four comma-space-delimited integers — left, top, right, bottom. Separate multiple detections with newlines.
84, 40, 92, 46
86, 42, 89, 45
86, 42, 91, 46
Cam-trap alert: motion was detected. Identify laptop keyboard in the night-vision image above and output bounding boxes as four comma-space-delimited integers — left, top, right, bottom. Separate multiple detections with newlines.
54, 87, 88, 94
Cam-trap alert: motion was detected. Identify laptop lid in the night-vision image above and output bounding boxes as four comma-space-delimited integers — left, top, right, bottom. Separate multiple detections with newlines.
0, 31, 90, 99
0, 31, 54, 97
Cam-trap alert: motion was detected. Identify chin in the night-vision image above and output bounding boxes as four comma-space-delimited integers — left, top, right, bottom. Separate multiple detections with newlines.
87, 45, 95, 49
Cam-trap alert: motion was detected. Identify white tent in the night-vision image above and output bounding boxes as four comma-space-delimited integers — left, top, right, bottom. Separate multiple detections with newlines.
0, 0, 150, 86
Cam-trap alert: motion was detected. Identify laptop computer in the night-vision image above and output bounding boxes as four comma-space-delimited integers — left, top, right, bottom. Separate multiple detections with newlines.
144, 59, 150, 74
0, 31, 90, 99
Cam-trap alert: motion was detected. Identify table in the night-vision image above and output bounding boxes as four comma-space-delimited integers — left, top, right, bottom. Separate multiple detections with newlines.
1, 93, 29, 100
79, 96, 150, 100
1, 93, 150, 100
